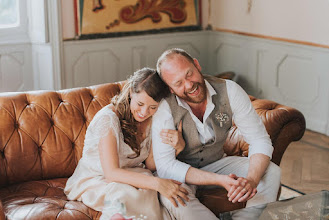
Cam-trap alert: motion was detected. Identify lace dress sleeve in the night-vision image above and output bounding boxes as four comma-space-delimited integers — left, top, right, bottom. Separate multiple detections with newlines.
83, 106, 122, 155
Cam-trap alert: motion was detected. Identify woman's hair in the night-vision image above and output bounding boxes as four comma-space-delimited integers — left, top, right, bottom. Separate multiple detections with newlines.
111, 67, 169, 158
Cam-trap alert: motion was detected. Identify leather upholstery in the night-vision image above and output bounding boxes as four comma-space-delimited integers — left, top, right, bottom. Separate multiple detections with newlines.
0, 81, 305, 219
0, 178, 101, 220
224, 95, 306, 165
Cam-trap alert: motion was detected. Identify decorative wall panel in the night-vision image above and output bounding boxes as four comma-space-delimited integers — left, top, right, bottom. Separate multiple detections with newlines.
276, 55, 319, 104
166, 43, 200, 58
215, 43, 241, 74
209, 31, 329, 135
63, 31, 208, 89
72, 50, 120, 87
0, 45, 33, 93
132, 46, 147, 71
62, 31, 329, 135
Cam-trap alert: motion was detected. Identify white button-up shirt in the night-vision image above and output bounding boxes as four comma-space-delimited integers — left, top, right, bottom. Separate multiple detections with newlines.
152, 79, 273, 183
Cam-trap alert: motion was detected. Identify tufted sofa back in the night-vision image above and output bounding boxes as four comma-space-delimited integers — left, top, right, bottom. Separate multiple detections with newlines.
0, 82, 125, 188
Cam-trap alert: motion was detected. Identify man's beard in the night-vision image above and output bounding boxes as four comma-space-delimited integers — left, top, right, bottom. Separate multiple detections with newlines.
175, 80, 207, 104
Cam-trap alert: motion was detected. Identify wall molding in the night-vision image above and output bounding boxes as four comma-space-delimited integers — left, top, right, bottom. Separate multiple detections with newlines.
215, 28, 329, 50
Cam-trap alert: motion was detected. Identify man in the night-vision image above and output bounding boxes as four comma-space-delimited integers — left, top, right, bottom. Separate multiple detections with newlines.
152, 48, 281, 219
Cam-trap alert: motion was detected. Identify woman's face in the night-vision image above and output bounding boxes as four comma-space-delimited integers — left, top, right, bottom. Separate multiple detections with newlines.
130, 90, 159, 122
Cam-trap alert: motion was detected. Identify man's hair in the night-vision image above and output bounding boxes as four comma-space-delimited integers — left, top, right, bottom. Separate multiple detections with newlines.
156, 48, 195, 77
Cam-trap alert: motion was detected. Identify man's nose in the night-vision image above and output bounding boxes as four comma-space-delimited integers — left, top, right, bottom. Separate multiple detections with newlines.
185, 80, 194, 91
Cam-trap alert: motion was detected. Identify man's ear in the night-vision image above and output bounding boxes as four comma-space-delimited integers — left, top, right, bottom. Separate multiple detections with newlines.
193, 58, 202, 72
170, 87, 174, 94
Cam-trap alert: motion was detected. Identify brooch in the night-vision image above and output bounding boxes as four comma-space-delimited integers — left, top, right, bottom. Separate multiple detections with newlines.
215, 113, 229, 127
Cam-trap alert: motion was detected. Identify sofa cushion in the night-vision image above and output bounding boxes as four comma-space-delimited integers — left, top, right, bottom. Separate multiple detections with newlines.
0, 178, 101, 220
0, 178, 247, 219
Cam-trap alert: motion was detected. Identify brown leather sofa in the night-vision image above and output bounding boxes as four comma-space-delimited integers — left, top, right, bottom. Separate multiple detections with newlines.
0, 81, 305, 219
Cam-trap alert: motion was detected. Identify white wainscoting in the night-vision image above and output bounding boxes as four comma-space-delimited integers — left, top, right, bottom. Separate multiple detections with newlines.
208, 31, 329, 135
2, 30, 328, 135
31, 44, 55, 90
0, 44, 33, 92
62, 31, 209, 89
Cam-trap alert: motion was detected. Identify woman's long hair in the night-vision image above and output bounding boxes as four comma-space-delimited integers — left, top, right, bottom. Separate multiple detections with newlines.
111, 68, 169, 157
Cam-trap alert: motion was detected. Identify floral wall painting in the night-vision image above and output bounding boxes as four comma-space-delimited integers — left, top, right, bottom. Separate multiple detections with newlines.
77, 0, 199, 36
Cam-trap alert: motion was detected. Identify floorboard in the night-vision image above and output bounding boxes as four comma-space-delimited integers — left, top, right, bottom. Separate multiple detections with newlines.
280, 130, 329, 194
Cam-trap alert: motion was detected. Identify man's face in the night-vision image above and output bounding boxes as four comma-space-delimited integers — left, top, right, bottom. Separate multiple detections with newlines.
160, 55, 207, 104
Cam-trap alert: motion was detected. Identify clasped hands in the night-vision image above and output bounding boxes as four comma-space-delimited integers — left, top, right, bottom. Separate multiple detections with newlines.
225, 174, 258, 203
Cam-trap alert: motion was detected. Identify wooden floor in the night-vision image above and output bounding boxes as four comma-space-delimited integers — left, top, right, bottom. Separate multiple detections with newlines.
280, 130, 329, 194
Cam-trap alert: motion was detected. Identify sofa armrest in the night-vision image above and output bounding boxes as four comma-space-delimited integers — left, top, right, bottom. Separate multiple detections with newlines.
224, 96, 306, 166
0, 199, 5, 220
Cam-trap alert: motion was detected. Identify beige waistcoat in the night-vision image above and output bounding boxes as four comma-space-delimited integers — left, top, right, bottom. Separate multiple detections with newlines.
165, 75, 233, 168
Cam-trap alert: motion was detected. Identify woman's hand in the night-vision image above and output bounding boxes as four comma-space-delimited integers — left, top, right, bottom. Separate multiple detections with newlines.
156, 178, 189, 208
160, 121, 185, 156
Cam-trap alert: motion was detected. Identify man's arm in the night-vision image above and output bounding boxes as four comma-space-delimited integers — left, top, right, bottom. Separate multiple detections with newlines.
247, 154, 270, 186
185, 167, 242, 191
228, 153, 270, 203
152, 100, 191, 183
152, 100, 242, 190
226, 80, 273, 202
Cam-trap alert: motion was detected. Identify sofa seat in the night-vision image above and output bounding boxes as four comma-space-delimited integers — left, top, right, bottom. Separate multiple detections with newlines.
0, 178, 245, 219
0, 178, 101, 220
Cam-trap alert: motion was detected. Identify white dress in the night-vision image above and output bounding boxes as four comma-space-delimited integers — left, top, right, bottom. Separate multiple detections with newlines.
64, 105, 171, 220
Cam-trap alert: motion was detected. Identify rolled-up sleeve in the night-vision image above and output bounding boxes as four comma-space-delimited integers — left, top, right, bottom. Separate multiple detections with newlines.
226, 80, 274, 158
152, 100, 191, 183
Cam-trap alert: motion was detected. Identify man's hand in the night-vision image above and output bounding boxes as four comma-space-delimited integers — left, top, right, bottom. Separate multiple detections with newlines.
227, 174, 257, 203
218, 174, 245, 193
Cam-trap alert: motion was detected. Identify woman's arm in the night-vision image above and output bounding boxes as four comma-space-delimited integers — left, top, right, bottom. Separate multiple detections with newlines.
145, 145, 156, 172
98, 128, 189, 207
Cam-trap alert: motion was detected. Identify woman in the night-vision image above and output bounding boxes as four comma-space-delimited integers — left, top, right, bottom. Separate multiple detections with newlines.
65, 68, 187, 220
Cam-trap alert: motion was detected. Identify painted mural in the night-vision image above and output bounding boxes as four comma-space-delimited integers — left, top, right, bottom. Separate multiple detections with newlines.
77, 0, 199, 35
